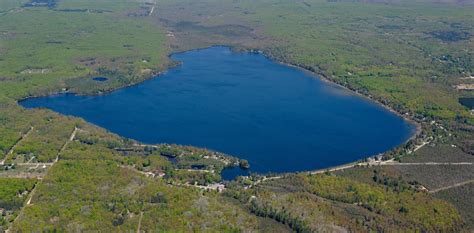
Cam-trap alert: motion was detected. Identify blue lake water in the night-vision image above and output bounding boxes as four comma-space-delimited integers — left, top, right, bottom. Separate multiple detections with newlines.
92, 77, 108, 82
20, 46, 415, 178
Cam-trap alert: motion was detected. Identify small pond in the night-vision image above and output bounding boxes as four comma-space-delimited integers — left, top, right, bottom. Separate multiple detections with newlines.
92, 77, 108, 82
459, 97, 474, 109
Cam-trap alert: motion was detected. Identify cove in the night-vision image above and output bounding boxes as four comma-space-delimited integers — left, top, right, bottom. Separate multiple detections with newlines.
20, 46, 415, 179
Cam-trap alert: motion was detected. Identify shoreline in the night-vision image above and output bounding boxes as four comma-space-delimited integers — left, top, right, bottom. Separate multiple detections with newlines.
16, 45, 423, 178
246, 48, 422, 142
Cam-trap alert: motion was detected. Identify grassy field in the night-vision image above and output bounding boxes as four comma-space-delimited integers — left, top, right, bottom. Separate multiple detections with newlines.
0, 0, 473, 231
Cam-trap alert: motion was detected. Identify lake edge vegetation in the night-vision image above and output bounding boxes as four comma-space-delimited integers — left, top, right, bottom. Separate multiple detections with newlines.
0, 0, 473, 231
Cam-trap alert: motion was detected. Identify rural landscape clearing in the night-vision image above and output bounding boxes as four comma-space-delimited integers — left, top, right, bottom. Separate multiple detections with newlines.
0, 0, 473, 232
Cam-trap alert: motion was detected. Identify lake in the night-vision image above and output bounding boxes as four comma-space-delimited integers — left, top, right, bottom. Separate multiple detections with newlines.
459, 97, 474, 109
20, 46, 415, 179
